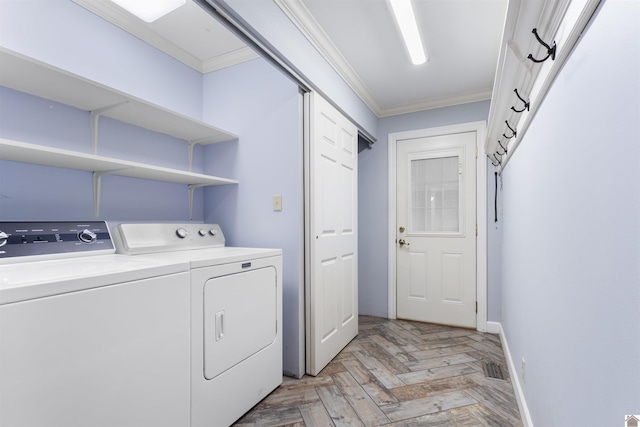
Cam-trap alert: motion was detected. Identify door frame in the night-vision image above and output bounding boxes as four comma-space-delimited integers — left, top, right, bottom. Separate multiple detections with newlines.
387, 121, 488, 332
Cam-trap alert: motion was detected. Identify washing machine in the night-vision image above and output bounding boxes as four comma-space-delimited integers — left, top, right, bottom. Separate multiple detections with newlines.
112, 223, 283, 427
0, 221, 192, 427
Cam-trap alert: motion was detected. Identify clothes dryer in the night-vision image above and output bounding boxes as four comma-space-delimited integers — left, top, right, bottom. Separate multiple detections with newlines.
113, 223, 283, 427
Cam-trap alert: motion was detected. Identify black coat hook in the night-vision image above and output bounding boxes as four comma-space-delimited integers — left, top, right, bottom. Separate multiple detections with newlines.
497, 139, 508, 155
511, 88, 530, 113
491, 153, 502, 167
528, 28, 556, 63
503, 121, 517, 139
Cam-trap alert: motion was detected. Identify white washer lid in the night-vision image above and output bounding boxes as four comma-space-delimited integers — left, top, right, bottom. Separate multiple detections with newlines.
0, 255, 189, 304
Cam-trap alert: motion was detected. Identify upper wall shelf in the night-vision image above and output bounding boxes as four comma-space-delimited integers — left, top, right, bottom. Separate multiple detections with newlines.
0, 48, 238, 145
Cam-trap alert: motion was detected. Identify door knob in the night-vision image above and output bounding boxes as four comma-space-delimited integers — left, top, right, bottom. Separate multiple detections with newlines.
398, 239, 409, 247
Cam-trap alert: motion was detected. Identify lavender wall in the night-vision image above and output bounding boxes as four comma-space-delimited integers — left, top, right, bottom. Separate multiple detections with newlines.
500, 1, 640, 424
201, 58, 304, 377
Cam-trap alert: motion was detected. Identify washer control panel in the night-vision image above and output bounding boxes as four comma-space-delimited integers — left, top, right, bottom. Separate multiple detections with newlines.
113, 223, 225, 255
0, 221, 114, 260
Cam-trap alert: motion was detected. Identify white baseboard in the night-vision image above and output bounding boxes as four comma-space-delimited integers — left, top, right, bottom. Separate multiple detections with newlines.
496, 322, 534, 427
486, 321, 501, 334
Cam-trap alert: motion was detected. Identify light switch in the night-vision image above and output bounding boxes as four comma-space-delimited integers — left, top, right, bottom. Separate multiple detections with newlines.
273, 195, 282, 212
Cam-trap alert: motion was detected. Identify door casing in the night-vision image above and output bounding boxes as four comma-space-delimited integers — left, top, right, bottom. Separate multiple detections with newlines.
387, 121, 488, 332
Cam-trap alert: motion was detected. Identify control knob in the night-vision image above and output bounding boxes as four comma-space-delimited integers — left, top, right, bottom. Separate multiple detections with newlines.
0, 231, 8, 248
209, 229, 217, 236
198, 229, 206, 236
176, 228, 188, 239
78, 229, 97, 244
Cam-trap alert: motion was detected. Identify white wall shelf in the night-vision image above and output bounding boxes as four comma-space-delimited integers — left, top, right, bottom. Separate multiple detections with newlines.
0, 48, 238, 149
0, 139, 238, 217
0, 48, 240, 219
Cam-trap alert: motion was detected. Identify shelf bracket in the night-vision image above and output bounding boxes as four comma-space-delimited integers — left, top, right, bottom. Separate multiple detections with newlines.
188, 183, 210, 220
93, 168, 131, 218
188, 137, 212, 172
90, 101, 129, 154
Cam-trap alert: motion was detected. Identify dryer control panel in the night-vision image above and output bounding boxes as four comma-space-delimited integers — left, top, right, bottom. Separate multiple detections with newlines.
113, 223, 225, 255
0, 221, 114, 261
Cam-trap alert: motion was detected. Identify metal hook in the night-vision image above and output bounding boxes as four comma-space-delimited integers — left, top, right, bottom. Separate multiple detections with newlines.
503, 121, 517, 139
511, 88, 530, 113
492, 153, 502, 167
497, 139, 508, 155
527, 28, 556, 63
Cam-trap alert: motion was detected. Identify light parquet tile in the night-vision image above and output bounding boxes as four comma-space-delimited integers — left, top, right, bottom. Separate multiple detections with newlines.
331, 371, 391, 426
379, 390, 478, 422
342, 359, 399, 406
233, 316, 522, 427
316, 385, 365, 427
298, 401, 335, 427
397, 363, 479, 385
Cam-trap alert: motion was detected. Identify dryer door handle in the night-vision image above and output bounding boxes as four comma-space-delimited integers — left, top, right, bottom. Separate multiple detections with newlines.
215, 311, 225, 341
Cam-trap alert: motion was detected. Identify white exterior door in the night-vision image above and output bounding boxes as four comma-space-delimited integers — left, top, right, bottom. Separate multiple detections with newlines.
396, 132, 476, 328
305, 92, 358, 376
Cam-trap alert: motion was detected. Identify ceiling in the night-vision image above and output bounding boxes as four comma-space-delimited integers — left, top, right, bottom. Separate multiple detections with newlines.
73, 0, 507, 118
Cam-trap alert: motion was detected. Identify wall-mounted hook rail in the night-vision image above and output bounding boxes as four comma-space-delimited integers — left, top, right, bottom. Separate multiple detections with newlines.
503, 121, 517, 139
527, 28, 556, 63
511, 88, 530, 113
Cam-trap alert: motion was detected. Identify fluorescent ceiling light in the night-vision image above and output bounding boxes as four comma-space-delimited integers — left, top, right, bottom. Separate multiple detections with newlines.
388, 0, 427, 65
110, 0, 186, 22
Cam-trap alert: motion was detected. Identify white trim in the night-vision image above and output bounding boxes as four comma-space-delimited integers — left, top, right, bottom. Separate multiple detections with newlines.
378, 89, 492, 118
486, 321, 501, 334
295, 90, 306, 379
274, 0, 380, 115
498, 323, 534, 427
201, 47, 260, 73
72, 0, 258, 74
388, 121, 487, 333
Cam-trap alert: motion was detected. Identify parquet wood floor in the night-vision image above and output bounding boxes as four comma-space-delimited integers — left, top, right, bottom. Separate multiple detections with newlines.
234, 315, 522, 426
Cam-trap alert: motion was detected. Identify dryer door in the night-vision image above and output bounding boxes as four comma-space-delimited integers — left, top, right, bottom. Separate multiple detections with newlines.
203, 267, 277, 380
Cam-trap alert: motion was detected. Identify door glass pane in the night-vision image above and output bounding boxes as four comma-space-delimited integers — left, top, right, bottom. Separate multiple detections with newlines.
411, 156, 459, 233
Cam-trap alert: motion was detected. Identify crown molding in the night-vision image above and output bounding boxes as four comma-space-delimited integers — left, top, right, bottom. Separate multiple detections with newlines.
378, 89, 493, 117
274, 0, 383, 116
73, 0, 205, 72
203, 47, 260, 73
73, 0, 257, 74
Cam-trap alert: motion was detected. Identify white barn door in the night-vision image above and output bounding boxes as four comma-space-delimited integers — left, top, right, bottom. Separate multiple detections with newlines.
305, 92, 358, 376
